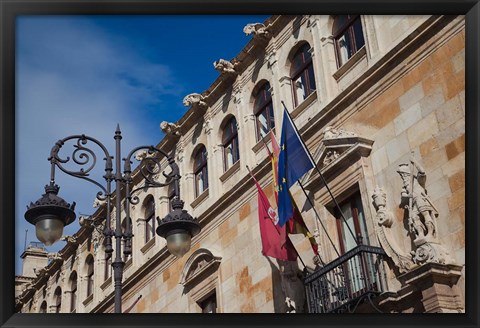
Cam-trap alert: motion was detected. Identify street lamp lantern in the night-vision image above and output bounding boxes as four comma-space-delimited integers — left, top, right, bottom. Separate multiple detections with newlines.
23, 126, 200, 313
156, 198, 201, 257
24, 182, 76, 246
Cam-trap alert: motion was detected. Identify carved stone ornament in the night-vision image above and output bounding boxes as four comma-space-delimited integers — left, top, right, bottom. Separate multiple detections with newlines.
60, 235, 78, 245
203, 119, 213, 135
243, 23, 272, 38
183, 93, 207, 109
301, 126, 373, 186
93, 198, 106, 209
91, 227, 104, 255
180, 248, 222, 288
160, 121, 181, 136
397, 153, 453, 265
323, 126, 357, 140
213, 59, 237, 75
323, 150, 340, 166
134, 149, 155, 161
371, 186, 414, 273
47, 252, 62, 262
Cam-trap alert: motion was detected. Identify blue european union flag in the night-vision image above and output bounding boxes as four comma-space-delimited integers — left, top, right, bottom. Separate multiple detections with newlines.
277, 108, 314, 227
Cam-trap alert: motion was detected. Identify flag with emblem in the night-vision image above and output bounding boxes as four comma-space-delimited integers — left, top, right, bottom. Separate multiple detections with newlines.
249, 170, 297, 261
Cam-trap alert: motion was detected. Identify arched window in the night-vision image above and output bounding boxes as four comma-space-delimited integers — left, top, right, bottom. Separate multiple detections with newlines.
54, 287, 62, 313
144, 196, 155, 244
194, 146, 208, 197
333, 15, 365, 67
291, 43, 316, 107
39, 301, 47, 313
85, 255, 94, 298
253, 82, 275, 141
69, 271, 77, 312
222, 116, 240, 171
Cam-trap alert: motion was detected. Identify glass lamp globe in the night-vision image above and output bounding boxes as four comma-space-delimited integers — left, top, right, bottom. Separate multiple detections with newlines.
156, 198, 200, 258
35, 215, 65, 246
165, 230, 192, 257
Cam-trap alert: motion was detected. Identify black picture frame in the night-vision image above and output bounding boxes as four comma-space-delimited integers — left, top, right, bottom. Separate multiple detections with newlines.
1, 1, 478, 327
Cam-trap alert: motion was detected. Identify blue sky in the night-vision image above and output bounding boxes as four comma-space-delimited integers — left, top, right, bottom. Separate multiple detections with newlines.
16, 15, 269, 274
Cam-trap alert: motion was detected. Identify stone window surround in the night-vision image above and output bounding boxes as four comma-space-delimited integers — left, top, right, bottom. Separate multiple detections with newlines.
180, 249, 222, 313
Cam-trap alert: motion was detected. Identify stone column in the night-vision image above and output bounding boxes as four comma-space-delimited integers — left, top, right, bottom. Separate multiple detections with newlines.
304, 15, 335, 104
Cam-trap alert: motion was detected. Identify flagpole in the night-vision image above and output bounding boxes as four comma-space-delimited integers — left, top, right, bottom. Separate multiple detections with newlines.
280, 101, 358, 246
246, 165, 308, 270
296, 180, 341, 258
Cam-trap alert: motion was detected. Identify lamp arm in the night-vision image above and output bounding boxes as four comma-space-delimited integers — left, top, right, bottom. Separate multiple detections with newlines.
124, 145, 180, 198
48, 134, 114, 198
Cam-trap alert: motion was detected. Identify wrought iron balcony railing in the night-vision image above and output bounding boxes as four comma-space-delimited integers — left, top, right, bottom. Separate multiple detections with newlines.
304, 244, 388, 313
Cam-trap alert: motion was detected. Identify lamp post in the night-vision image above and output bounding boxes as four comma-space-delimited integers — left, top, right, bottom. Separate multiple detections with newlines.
24, 125, 200, 313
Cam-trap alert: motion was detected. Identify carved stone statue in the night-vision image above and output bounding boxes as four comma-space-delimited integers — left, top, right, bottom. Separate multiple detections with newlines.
397, 153, 453, 265
213, 59, 237, 74
160, 121, 181, 136
397, 158, 438, 242
372, 186, 414, 273
243, 23, 271, 38
182, 93, 207, 108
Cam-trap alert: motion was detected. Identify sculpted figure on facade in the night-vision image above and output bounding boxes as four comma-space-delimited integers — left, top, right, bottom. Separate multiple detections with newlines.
213, 59, 237, 75
397, 157, 438, 241
60, 235, 78, 245
47, 252, 62, 262
323, 150, 340, 166
371, 186, 414, 273
93, 198, 106, 209
397, 153, 452, 265
160, 121, 181, 136
243, 23, 271, 38
323, 126, 357, 140
182, 93, 207, 109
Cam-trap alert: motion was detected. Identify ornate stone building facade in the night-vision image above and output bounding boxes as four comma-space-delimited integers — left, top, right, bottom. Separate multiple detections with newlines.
15, 14, 465, 313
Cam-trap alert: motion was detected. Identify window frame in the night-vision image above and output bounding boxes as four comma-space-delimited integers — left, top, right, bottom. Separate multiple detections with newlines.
54, 287, 62, 313
69, 271, 77, 313
85, 255, 94, 298
144, 196, 156, 244
222, 116, 240, 172
290, 43, 316, 107
334, 191, 369, 254
253, 82, 275, 141
194, 146, 208, 197
199, 291, 217, 313
333, 15, 365, 68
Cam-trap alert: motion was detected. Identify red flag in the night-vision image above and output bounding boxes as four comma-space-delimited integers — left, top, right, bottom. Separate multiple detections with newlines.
250, 172, 297, 261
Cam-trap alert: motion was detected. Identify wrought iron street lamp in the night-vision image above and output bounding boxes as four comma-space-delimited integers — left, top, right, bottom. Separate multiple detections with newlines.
24, 125, 201, 313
